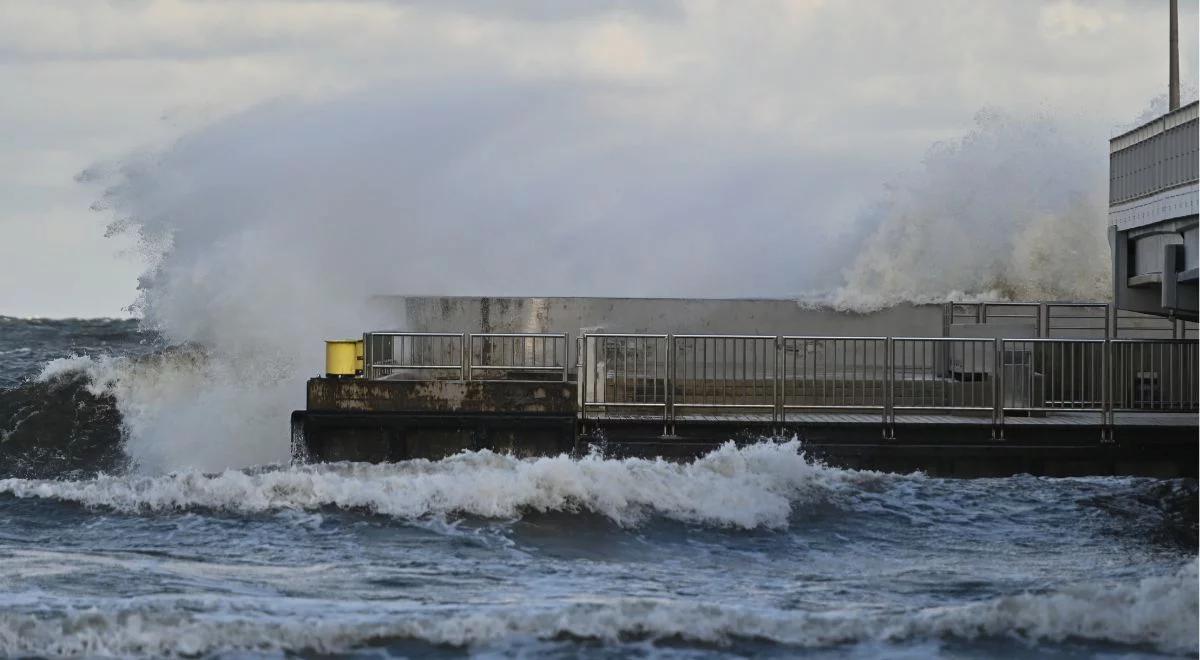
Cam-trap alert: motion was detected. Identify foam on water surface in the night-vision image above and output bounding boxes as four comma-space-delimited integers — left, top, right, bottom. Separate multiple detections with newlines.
0, 441, 883, 529
1, 562, 1194, 657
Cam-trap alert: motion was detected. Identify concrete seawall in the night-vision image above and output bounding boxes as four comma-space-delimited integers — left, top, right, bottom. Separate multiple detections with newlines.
371, 296, 946, 337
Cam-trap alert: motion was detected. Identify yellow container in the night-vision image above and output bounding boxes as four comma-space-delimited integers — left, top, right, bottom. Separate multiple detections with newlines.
325, 340, 360, 377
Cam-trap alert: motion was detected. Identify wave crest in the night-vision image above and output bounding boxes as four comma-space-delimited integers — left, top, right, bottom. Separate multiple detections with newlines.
0, 441, 880, 528
3, 562, 1194, 657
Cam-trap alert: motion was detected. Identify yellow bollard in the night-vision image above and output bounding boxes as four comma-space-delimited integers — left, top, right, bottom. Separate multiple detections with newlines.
325, 340, 360, 378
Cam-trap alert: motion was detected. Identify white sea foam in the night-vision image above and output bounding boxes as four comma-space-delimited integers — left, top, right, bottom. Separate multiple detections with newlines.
35, 351, 291, 472
1, 561, 1194, 657
37, 354, 125, 396
831, 110, 1112, 312
0, 440, 880, 529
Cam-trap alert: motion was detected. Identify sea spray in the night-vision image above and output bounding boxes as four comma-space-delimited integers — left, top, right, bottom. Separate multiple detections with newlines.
84, 82, 855, 470
832, 109, 1110, 311
34, 350, 290, 472
84, 84, 1154, 470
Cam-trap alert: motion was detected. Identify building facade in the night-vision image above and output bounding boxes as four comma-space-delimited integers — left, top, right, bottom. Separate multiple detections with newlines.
1109, 101, 1199, 321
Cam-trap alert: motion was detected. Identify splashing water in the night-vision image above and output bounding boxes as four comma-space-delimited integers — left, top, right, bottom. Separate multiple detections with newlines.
831, 109, 1111, 311
80, 84, 1147, 468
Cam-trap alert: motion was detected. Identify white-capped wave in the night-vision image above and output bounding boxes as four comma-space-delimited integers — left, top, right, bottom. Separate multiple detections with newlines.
36, 354, 124, 396
0, 441, 880, 529
2, 561, 1194, 657
35, 350, 292, 472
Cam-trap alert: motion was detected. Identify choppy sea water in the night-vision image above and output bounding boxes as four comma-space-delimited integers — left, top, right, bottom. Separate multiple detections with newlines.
0, 318, 1196, 658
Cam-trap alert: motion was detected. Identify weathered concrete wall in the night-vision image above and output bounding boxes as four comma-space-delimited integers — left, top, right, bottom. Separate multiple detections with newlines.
369, 296, 945, 337
307, 378, 576, 414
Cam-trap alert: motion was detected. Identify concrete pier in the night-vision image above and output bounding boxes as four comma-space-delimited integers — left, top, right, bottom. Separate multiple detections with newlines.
295, 379, 577, 462
294, 306, 1197, 477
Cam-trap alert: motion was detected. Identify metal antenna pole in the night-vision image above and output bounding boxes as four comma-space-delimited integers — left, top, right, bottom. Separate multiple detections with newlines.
1170, 0, 1180, 111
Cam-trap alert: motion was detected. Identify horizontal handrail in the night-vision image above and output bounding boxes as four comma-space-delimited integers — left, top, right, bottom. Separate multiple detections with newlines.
585, 333, 669, 338
368, 332, 466, 337
674, 333, 776, 339
781, 335, 888, 341
471, 333, 568, 338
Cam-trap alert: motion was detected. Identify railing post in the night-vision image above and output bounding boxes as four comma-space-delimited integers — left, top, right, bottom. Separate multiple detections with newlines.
885, 336, 894, 435
577, 336, 585, 423
461, 333, 469, 381
464, 334, 473, 381
362, 332, 372, 380
667, 334, 675, 436
880, 337, 888, 438
774, 335, 782, 435
1102, 337, 1112, 440
562, 333, 570, 382
993, 337, 1004, 439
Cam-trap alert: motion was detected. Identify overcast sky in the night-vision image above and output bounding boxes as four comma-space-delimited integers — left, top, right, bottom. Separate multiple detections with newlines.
1, 0, 1197, 318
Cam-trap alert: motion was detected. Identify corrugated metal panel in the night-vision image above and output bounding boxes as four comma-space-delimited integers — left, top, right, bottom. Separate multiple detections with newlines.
1109, 101, 1199, 205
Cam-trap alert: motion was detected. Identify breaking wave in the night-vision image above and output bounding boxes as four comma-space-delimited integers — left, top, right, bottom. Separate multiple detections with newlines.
2, 562, 1194, 657
0, 365, 123, 479
832, 109, 1111, 312
0, 440, 882, 529
28, 349, 292, 473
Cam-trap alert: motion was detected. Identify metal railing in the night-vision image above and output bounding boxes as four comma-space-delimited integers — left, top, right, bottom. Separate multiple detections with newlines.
946, 302, 1194, 340
891, 338, 996, 422
779, 337, 888, 425
363, 332, 466, 380
360, 331, 1198, 436
1114, 309, 1180, 339
364, 332, 568, 381
1109, 339, 1198, 413
468, 333, 569, 381
672, 335, 777, 422
947, 302, 1041, 335
999, 339, 1107, 428
1045, 303, 1110, 339
579, 334, 670, 429
577, 334, 1197, 434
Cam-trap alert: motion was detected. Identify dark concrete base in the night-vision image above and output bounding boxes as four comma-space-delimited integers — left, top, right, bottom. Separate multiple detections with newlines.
293, 411, 576, 462
298, 378, 580, 462
578, 418, 1198, 477
292, 410, 1197, 477
294, 378, 1196, 477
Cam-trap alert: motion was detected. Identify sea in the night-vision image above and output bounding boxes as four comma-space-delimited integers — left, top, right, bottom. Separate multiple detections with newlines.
0, 316, 1196, 658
